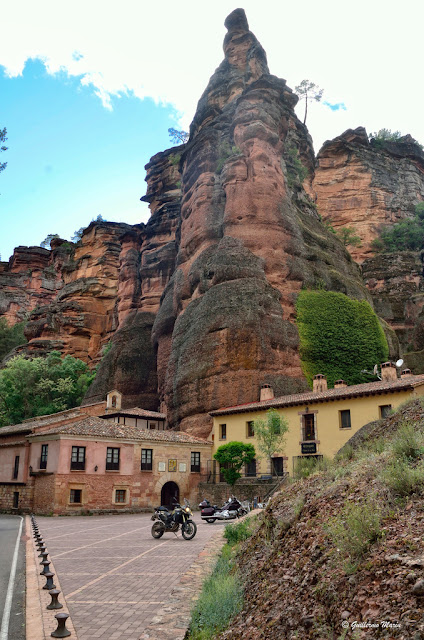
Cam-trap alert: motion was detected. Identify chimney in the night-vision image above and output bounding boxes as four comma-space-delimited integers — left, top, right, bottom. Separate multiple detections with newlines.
381, 362, 397, 382
401, 368, 412, 378
334, 379, 347, 388
313, 374, 328, 393
260, 384, 274, 402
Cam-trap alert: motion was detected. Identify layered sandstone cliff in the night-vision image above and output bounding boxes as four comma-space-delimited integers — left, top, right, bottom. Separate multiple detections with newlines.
314, 127, 424, 262
120, 8, 369, 436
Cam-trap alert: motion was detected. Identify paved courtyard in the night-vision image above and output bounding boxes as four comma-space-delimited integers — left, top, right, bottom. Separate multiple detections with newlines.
36, 512, 224, 640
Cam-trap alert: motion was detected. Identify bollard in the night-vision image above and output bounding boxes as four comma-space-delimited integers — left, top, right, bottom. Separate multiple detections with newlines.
51, 612, 71, 638
40, 560, 51, 576
43, 572, 56, 590
47, 590, 63, 610
38, 546, 47, 558
39, 551, 49, 564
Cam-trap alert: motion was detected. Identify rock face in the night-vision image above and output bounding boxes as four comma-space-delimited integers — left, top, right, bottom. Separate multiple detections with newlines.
0, 243, 67, 326
314, 127, 424, 263
21, 223, 133, 364
146, 9, 369, 435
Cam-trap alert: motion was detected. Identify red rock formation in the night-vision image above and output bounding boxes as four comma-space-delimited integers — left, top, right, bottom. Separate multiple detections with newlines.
22, 222, 133, 364
148, 9, 369, 436
314, 127, 424, 263
0, 245, 65, 327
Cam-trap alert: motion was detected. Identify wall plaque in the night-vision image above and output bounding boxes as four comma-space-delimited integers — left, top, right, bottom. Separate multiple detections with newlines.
168, 459, 177, 472
179, 463, 187, 472
301, 442, 317, 455
158, 462, 166, 472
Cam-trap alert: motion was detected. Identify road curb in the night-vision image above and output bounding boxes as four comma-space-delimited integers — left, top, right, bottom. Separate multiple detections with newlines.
25, 516, 78, 640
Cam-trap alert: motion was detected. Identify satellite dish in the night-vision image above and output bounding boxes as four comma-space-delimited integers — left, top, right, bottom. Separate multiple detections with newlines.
373, 364, 378, 375
396, 359, 404, 368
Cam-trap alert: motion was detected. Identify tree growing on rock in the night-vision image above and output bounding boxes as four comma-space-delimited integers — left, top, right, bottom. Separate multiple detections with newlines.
253, 409, 289, 478
168, 128, 189, 144
214, 441, 256, 487
294, 80, 324, 125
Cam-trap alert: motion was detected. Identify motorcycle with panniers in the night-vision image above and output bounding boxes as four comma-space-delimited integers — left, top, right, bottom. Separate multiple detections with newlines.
151, 499, 197, 540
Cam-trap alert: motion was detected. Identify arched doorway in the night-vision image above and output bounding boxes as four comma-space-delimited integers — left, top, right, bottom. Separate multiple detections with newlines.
161, 481, 179, 508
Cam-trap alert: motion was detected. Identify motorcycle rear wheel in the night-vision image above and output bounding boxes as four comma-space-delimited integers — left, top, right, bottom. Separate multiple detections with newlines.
151, 522, 165, 538
181, 520, 197, 540
205, 518, 216, 523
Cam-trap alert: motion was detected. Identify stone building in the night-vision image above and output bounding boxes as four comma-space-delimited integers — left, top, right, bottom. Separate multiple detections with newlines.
0, 394, 212, 514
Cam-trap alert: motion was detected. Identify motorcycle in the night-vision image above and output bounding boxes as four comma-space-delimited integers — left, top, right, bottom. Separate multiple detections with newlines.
199, 496, 248, 523
151, 498, 197, 540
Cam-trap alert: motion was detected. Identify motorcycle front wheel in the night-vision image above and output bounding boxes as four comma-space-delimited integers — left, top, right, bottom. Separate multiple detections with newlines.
181, 520, 197, 540
151, 522, 165, 539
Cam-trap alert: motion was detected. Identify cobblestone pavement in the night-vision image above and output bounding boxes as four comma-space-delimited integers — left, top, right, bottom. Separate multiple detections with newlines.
36, 513, 225, 640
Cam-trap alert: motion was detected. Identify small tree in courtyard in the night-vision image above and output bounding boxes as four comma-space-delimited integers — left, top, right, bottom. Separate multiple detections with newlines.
253, 409, 289, 478
214, 441, 256, 488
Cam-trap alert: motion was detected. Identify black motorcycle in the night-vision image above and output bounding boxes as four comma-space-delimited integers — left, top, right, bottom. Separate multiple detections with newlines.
199, 496, 248, 523
151, 498, 197, 540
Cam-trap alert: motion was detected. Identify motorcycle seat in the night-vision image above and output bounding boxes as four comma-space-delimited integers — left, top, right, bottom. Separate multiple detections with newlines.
156, 506, 169, 512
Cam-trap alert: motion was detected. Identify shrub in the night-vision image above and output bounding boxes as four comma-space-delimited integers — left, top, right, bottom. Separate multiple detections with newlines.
296, 290, 389, 387
224, 519, 252, 546
372, 203, 424, 253
381, 458, 424, 497
216, 142, 242, 174
293, 456, 318, 479
0, 318, 27, 361
391, 421, 424, 460
326, 498, 383, 564
286, 146, 308, 187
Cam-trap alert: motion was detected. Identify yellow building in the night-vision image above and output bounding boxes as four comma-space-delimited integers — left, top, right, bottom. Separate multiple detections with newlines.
210, 365, 424, 477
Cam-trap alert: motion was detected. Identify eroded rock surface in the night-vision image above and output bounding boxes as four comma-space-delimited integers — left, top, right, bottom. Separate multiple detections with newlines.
314, 127, 424, 262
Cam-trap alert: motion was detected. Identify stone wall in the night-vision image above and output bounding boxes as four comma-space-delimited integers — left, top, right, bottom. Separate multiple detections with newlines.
0, 482, 34, 513
197, 478, 280, 506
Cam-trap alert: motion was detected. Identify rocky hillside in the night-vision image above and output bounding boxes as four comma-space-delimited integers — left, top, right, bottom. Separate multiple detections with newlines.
218, 399, 424, 639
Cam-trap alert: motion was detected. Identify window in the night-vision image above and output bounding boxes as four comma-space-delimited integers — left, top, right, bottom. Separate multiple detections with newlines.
141, 449, 153, 471
191, 452, 201, 473
111, 395, 117, 408
70, 446, 86, 470
148, 422, 157, 430
115, 489, 126, 503
106, 447, 120, 470
220, 424, 227, 440
303, 414, 315, 441
380, 404, 392, 418
13, 456, 19, 479
13, 492, 19, 509
247, 421, 255, 438
40, 444, 48, 470
340, 410, 351, 429
70, 489, 82, 504
245, 458, 257, 477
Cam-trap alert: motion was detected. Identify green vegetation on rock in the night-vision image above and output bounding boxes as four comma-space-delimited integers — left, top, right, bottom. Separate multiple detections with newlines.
296, 289, 389, 387
0, 351, 95, 426
0, 318, 27, 361
372, 202, 424, 252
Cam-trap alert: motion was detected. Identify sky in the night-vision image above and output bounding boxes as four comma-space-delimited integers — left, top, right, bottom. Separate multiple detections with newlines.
1, 0, 423, 262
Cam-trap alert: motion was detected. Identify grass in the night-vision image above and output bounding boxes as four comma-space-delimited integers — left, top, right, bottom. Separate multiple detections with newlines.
381, 458, 424, 497
223, 518, 253, 546
390, 420, 424, 460
188, 543, 244, 640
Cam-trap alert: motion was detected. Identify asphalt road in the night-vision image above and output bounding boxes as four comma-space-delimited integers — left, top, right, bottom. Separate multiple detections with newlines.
0, 515, 25, 640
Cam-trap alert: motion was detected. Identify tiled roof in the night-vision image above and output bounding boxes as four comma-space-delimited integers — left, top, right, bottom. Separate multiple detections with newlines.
102, 408, 166, 420
0, 409, 83, 436
29, 416, 210, 445
210, 375, 424, 416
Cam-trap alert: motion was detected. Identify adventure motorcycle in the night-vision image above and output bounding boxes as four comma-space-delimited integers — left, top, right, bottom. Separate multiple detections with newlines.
199, 496, 248, 523
151, 498, 197, 540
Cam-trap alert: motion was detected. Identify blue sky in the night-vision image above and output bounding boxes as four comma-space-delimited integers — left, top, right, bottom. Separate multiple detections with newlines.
1, 0, 424, 262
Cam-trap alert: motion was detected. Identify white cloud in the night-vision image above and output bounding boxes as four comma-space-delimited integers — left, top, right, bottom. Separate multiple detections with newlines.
1, 0, 424, 149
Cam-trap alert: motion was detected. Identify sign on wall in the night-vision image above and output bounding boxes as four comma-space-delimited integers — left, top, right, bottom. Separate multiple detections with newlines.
301, 442, 317, 455
158, 462, 166, 472
168, 459, 177, 472
179, 463, 187, 472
